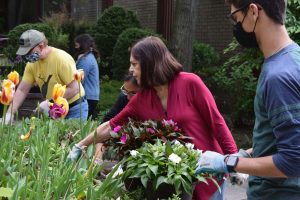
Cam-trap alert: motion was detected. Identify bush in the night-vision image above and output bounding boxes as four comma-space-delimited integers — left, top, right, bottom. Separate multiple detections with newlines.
192, 42, 220, 86
89, 6, 141, 75
112, 28, 161, 79
95, 78, 123, 120
212, 1, 300, 126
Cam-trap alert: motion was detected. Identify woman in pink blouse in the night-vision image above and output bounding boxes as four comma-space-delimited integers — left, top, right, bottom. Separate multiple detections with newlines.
68, 36, 237, 200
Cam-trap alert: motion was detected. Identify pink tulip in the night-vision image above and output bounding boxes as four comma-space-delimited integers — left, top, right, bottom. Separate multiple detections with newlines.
120, 134, 127, 144
49, 103, 66, 119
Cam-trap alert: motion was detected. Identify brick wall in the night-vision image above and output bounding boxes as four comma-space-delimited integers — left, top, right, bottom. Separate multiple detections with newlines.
71, 0, 102, 22
196, 0, 233, 52
71, 0, 233, 53
113, 0, 157, 31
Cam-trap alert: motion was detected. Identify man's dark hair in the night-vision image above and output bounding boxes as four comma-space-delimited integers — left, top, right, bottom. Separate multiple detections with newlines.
131, 36, 183, 89
226, 0, 287, 25
124, 73, 138, 86
74, 33, 100, 58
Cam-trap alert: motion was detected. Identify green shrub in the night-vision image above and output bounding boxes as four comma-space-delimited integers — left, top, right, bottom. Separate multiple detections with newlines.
192, 42, 220, 87
89, 6, 141, 75
112, 28, 161, 79
95, 78, 123, 120
286, 0, 300, 44
212, 1, 300, 126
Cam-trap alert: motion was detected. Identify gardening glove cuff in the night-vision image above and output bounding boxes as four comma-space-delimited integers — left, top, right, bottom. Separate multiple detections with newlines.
196, 151, 228, 175
4, 112, 14, 125
233, 149, 252, 158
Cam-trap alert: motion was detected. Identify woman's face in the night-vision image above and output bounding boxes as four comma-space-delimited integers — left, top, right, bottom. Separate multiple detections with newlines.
130, 55, 141, 85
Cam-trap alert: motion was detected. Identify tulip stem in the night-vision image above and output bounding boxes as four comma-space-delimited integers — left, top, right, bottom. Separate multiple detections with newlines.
78, 83, 82, 133
2, 105, 7, 127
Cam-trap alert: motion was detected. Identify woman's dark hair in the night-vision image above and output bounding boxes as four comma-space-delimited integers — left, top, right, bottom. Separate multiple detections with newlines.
130, 36, 183, 89
74, 33, 100, 58
226, 0, 287, 25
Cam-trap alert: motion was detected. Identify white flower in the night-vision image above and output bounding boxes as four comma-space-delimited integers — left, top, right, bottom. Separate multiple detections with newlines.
196, 149, 203, 155
130, 150, 138, 157
116, 197, 121, 200
174, 140, 180, 145
185, 143, 194, 150
112, 165, 123, 178
168, 153, 182, 164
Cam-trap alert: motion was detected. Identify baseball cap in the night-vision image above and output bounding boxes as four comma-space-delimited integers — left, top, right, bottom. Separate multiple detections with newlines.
16, 29, 46, 55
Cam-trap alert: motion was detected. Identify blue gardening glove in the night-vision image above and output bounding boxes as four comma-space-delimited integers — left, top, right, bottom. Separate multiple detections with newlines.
196, 151, 228, 175
66, 144, 83, 163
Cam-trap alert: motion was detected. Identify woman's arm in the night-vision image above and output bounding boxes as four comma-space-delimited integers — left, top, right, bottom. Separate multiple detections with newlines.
77, 121, 112, 147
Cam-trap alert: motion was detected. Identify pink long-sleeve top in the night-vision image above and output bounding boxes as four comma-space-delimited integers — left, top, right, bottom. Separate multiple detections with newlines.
110, 72, 237, 199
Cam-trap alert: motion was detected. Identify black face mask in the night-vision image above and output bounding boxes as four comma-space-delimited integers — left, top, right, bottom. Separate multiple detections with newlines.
233, 19, 259, 48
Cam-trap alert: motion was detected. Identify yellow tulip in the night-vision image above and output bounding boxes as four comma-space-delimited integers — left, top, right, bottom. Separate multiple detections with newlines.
20, 117, 36, 140
55, 96, 69, 118
0, 80, 15, 105
74, 69, 84, 82
7, 71, 20, 86
20, 128, 33, 140
52, 83, 66, 101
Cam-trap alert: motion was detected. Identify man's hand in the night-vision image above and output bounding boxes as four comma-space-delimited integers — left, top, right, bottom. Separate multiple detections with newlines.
35, 100, 50, 116
196, 151, 228, 174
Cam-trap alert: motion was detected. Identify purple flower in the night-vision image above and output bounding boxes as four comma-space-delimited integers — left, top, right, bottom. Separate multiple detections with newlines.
120, 134, 127, 144
49, 103, 65, 119
13, 55, 23, 64
146, 128, 155, 134
113, 125, 122, 133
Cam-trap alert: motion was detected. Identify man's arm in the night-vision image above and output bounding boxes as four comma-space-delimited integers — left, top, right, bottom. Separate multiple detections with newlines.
236, 156, 286, 177
64, 80, 80, 100
7, 80, 32, 114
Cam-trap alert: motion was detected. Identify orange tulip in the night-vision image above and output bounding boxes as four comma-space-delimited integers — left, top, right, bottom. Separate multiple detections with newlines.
74, 69, 84, 82
55, 96, 69, 118
52, 83, 66, 101
7, 71, 20, 86
0, 80, 15, 105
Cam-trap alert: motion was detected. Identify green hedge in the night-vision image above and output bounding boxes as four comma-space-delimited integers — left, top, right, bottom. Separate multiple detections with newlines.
89, 6, 140, 75
111, 28, 161, 79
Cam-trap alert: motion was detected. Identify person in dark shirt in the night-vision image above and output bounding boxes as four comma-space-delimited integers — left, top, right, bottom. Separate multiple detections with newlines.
94, 74, 138, 164
102, 74, 138, 123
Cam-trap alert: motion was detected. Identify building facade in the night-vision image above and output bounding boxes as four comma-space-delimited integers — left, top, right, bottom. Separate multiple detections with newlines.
71, 0, 234, 53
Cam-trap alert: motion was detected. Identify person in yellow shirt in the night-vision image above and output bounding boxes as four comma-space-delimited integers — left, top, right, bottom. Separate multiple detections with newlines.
5, 29, 88, 122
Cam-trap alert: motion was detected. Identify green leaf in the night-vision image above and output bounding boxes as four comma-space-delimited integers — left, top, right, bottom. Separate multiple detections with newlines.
165, 141, 173, 156
155, 176, 166, 190
0, 187, 13, 198
141, 175, 148, 188
148, 165, 158, 176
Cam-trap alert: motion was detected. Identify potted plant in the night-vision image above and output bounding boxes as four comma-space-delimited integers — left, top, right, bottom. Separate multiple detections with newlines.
104, 118, 192, 159
120, 140, 217, 199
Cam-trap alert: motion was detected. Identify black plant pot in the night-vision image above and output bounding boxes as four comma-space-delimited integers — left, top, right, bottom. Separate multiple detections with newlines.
125, 178, 193, 200
124, 178, 143, 192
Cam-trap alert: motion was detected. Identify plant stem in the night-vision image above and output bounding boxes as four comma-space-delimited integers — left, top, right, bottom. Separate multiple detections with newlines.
2, 105, 7, 127
79, 83, 82, 133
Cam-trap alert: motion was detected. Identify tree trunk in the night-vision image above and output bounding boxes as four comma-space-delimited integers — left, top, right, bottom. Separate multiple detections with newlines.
169, 0, 199, 72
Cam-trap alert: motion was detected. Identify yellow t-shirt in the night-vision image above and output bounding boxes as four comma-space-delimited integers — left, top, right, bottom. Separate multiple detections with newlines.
22, 47, 85, 104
